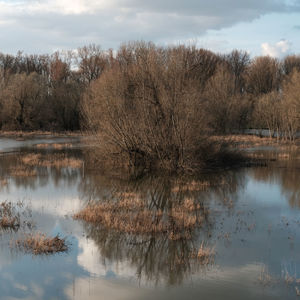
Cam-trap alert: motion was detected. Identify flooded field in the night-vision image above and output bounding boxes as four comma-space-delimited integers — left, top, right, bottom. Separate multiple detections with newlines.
0, 136, 299, 300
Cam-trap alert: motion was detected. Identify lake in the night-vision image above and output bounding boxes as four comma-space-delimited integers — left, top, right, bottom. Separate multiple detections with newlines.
0, 136, 299, 300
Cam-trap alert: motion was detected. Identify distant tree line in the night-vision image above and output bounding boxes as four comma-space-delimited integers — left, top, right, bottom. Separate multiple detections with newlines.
0, 45, 110, 131
0, 42, 299, 142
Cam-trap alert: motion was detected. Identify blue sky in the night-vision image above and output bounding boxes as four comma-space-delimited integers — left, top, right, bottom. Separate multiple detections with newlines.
198, 12, 300, 57
0, 0, 299, 57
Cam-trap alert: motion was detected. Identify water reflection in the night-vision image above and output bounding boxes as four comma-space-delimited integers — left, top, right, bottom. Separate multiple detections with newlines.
0, 237, 88, 300
250, 165, 300, 208
76, 172, 245, 286
0, 139, 299, 299
0, 150, 82, 190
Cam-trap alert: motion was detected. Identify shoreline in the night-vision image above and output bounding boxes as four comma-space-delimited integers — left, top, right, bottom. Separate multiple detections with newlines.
0, 130, 84, 138
0, 131, 298, 147
213, 134, 300, 149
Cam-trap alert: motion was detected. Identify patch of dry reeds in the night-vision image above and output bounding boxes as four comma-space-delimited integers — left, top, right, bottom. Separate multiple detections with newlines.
282, 269, 300, 285
14, 233, 68, 254
10, 167, 37, 177
171, 179, 229, 193
189, 242, 215, 265
74, 196, 205, 240
35, 143, 73, 149
21, 154, 40, 165
258, 266, 274, 286
0, 130, 81, 138
0, 178, 8, 187
21, 153, 83, 169
217, 135, 300, 149
0, 201, 20, 229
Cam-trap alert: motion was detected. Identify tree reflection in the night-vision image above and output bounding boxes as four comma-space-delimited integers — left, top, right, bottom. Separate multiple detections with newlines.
77, 172, 244, 285
250, 151, 300, 208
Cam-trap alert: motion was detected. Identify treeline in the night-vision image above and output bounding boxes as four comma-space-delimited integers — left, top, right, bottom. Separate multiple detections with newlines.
0, 42, 299, 137
0, 45, 111, 131
0, 42, 299, 134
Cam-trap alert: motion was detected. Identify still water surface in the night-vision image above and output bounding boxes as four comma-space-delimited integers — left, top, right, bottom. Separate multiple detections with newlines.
0, 137, 299, 300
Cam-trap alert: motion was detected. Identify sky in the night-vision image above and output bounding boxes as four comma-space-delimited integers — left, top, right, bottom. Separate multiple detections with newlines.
0, 0, 300, 57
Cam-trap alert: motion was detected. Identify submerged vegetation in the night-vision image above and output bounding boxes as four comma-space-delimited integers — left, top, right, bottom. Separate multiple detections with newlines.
0, 201, 20, 230
190, 242, 215, 265
4, 152, 83, 180
9, 167, 37, 177
74, 176, 221, 283
0, 201, 34, 231
0, 138, 299, 291
72, 171, 260, 284
14, 233, 68, 255
21, 153, 83, 169
74, 195, 207, 240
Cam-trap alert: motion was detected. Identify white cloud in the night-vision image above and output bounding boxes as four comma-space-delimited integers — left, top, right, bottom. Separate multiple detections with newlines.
0, 0, 299, 53
261, 40, 291, 58
0, 0, 112, 15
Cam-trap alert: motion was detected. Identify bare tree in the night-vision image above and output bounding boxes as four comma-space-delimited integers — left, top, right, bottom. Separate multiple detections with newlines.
282, 55, 300, 76
77, 44, 109, 84
0, 72, 47, 130
246, 56, 282, 95
281, 70, 300, 141
253, 91, 282, 139
224, 50, 250, 93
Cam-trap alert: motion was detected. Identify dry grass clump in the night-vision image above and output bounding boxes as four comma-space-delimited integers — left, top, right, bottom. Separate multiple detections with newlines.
258, 267, 274, 286
0, 130, 81, 138
52, 143, 73, 149
0, 201, 20, 229
282, 269, 300, 285
14, 233, 68, 255
21, 153, 83, 169
22, 153, 40, 164
218, 135, 300, 149
172, 181, 211, 193
0, 178, 8, 187
278, 153, 290, 160
171, 179, 229, 193
258, 266, 300, 289
35, 143, 50, 149
74, 195, 206, 240
35, 143, 73, 149
0, 216, 20, 229
189, 242, 215, 265
218, 135, 277, 148
10, 167, 37, 177
51, 157, 82, 168
42, 156, 82, 168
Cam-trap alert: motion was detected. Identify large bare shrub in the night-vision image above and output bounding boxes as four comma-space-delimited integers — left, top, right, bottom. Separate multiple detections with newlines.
82, 43, 235, 173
